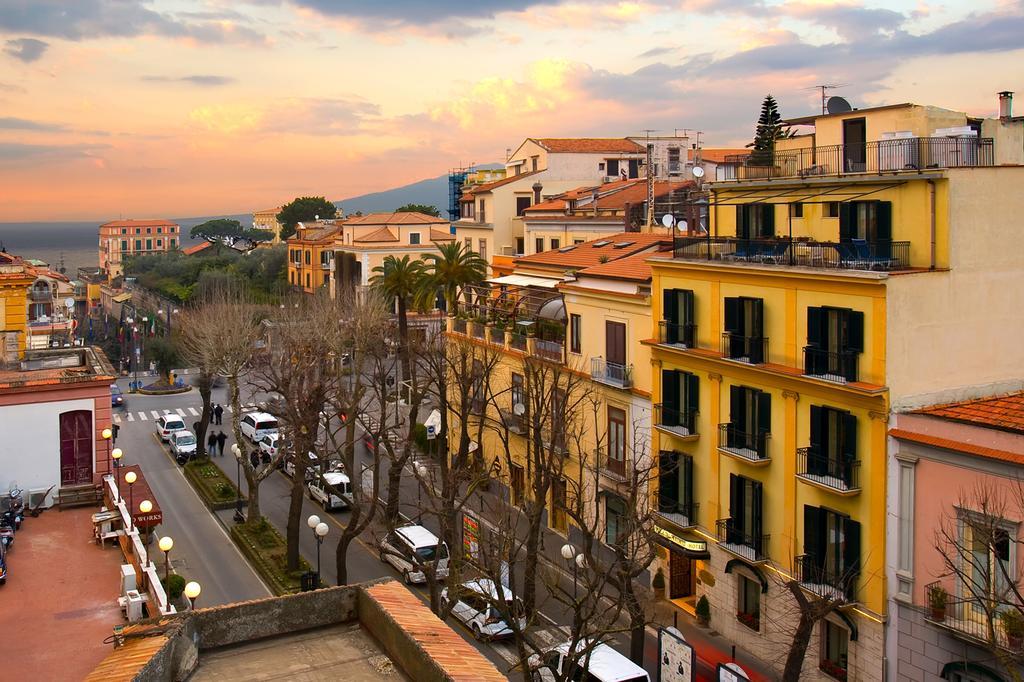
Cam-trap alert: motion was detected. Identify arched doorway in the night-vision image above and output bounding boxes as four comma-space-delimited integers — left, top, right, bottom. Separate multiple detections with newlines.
59, 410, 93, 485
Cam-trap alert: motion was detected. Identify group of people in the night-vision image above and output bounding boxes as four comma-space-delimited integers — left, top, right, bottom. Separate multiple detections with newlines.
195, 403, 228, 457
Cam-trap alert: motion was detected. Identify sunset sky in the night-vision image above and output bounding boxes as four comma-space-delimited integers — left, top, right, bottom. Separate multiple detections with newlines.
0, 0, 1021, 221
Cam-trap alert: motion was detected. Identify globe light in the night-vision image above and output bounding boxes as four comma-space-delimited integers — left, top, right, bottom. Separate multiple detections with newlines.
111, 448, 123, 461
307, 514, 320, 529
124, 471, 137, 484
158, 536, 174, 553
102, 428, 112, 440
139, 500, 153, 513
560, 543, 575, 561
184, 581, 202, 599
315, 522, 329, 538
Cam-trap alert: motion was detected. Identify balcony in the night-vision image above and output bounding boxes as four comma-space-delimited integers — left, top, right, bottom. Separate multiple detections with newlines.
470, 321, 487, 340
30, 288, 54, 302
796, 448, 860, 494
922, 581, 1024, 652
658, 500, 698, 530
658, 321, 696, 348
675, 236, 911, 272
597, 447, 631, 484
719, 136, 995, 181
794, 554, 855, 602
533, 338, 564, 363
654, 405, 698, 439
804, 347, 859, 383
453, 318, 467, 335
716, 518, 769, 563
509, 332, 528, 352
499, 408, 527, 435
721, 332, 768, 365
718, 424, 770, 464
320, 261, 332, 270
591, 357, 633, 389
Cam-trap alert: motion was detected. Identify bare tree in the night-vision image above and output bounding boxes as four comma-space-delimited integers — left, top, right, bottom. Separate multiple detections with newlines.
176, 300, 221, 457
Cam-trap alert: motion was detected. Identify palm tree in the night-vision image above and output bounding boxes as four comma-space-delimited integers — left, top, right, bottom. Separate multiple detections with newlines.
421, 241, 487, 316
370, 255, 425, 384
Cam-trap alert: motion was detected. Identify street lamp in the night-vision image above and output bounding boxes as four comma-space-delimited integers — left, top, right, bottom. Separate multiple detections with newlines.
561, 543, 579, 600
415, 463, 429, 521
158, 535, 173, 582
308, 514, 329, 587
139, 500, 152, 542
184, 581, 201, 610
102, 428, 112, 474
111, 448, 123, 503
124, 471, 137, 533
231, 443, 243, 522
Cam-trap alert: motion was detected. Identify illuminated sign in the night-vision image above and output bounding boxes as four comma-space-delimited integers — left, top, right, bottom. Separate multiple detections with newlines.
654, 525, 707, 553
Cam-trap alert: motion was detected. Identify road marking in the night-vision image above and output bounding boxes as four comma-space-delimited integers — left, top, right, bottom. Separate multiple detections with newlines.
188, 407, 200, 416
137, 411, 147, 421
151, 410, 160, 419
163, 409, 171, 414
127, 412, 135, 422
113, 413, 122, 424
175, 408, 186, 416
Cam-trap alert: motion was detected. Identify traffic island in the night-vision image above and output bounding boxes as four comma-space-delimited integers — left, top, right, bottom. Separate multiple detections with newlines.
137, 381, 192, 396
230, 518, 312, 595
183, 459, 246, 511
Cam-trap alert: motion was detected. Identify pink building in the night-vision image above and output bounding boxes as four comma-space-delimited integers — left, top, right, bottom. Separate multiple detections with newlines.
888, 393, 1024, 681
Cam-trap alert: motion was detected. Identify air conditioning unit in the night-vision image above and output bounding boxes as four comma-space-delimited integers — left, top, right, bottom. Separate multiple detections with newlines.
878, 131, 917, 171
125, 589, 145, 622
120, 563, 137, 596
602, 176, 619, 184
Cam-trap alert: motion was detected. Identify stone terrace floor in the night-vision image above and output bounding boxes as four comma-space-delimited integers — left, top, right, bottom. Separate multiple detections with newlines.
3, 506, 124, 680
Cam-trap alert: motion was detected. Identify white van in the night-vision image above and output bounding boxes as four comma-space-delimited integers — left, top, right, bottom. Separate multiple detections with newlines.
155, 415, 186, 442
240, 412, 279, 442
378, 525, 449, 584
531, 639, 650, 682
308, 470, 351, 511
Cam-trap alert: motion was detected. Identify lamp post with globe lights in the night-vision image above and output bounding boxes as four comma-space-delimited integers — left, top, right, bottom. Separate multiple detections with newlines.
124, 471, 137, 533
307, 514, 329, 587
111, 448, 123, 502
138, 500, 153, 543
158, 535, 173, 581
184, 581, 201, 610
561, 543, 585, 601
231, 443, 244, 523
102, 428, 112, 473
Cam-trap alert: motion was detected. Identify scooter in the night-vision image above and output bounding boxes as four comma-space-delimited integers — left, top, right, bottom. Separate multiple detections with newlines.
6, 486, 23, 530
0, 543, 7, 585
0, 519, 13, 551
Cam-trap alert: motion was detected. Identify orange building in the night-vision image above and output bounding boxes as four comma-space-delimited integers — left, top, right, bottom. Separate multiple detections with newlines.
99, 219, 180, 278
286, 221, 343, 293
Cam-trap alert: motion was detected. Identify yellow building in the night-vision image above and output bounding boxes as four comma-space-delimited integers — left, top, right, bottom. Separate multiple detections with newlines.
253, 206, 283, 244
286, 221, 343, 294
647, 99, 1024, 680
0, 251, 36, 362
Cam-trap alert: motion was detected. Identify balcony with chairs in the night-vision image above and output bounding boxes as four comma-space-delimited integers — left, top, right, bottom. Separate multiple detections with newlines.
591, 357, 633, 389
716, 518, 770, 563
718, 424, 770, 464
676, 236, 911, 272
796, 448, 860, 494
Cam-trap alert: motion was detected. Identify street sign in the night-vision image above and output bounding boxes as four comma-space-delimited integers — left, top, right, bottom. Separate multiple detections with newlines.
717, 662, 750, 682
658, 627, 694, 682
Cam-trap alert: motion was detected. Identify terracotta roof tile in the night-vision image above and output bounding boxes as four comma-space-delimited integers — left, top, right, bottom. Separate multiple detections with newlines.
889, 428, 1024, 466
99, 219, 177, 228
182, 241, 213, 256
575, 249, 669, 282
689, 148, 749, 163
534, 138, 644, 154
913, 391, 1024, 434
354, 226, 399, 243
460, 169, 544, 198
344, 212, 449, 226
516, 232, 673, 271
430, 228, 455, 241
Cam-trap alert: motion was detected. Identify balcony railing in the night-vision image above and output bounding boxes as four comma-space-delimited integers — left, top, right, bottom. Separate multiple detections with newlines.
654, 404, 698, 437
30, 289, 54, 301
674, 236, 911, 272
533, 338, 564, 363
509, 332, 528, 352
470, 321, 487, 340
922, 581, 1024, 651
804, 347, 859, 383
453, 318, 467, 335
796, 448, 860, 493
795, 554, 856, 601
716, 518, 769, 563
659, 321, 696, 348
320, 261, 332, 270
720, 137, 995, 181
597, 447, 631, 483
658, 500, 698, 529
718, 424, 770, 462
591, 357, 633, 388
721, 332, 768, 364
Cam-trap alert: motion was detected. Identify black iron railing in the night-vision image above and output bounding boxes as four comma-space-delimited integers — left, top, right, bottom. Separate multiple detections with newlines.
591, 357, 633, 388
533, 338, 564, 363
921, 581, 1024, 650
796, 448, 860, 492
716, 518, 769, 562
722, 137, 995, 180
659, 321, 697, 348
675, 236, 911, 271
658, 500, 698, 528
804, 346, 860, 383
597, 447, 630, 481
721, 332, 768, 364
718, 424, 770, 461
500, 408, 527, 435
654, 404, 698, 436
795, 554, 856, 601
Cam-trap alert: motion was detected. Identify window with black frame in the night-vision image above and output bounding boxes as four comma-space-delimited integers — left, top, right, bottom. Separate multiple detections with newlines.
726, 474, 764, 555
723, 297, 765, 364
804, 405, 858, 490
736, 203, 775, 240
802, 505, 860, 599
658, 450, 694, 524
725, 385, 771, 459
805, 306, 863, 382
660, 369, 698, 434
662, 288, 695, 347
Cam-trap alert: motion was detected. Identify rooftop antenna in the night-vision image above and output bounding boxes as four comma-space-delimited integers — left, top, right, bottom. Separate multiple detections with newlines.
642, 129, 657, 231
806, 84, 848, 115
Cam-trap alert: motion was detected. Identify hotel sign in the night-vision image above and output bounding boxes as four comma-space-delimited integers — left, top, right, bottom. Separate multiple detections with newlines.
654, 525, 707, 553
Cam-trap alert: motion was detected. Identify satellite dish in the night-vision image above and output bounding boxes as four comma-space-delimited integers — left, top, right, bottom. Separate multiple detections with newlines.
691, 166, 705, 178
64, 297, 75, 309
678, 220, 688, 232
513, 403, 525, 416
661, 214, 675, 228
826, 96, 852, 114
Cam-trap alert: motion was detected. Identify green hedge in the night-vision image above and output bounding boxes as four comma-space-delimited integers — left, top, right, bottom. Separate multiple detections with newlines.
230, 518, 313, 595
183, 458, 246, 511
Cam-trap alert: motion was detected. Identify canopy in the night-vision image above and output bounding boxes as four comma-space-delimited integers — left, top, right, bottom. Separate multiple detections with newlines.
485, 274, 561, 289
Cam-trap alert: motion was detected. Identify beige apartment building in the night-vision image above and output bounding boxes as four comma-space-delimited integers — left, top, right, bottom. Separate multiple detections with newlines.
98, 219, 180, 278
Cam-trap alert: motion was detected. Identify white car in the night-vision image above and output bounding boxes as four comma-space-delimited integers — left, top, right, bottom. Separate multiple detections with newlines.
239, 411, 279, 442
379, 524, 449, 585
530, 639, 650, 682
442, 579, 526, 642
155, 415, 186, 442
168, 430, 197, 463
307, 470, 351, 511
283, 451, 319, 480
258, 433, 281, 460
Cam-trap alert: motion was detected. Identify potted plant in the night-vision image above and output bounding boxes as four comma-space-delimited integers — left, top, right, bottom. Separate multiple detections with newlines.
736, 610, 759, 630
1001, 609, 1024, 649
652, 568, 665, 595
928, 584, 948, 622
696, 595, 711, 627
819, 659, 848, 681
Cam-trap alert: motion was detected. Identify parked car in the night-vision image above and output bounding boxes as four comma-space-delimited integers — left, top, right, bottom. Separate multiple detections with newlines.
307, 470, 351, 511
283, 451, 319, 481
441, 579, 526, 642
529, 639, 650, 682
258, 433, 281, 460
110, 384, 125, 408
169, 430, 197, 464
378, 524, 449, 584
155, 415, 186, 442
239, 411, 279, 442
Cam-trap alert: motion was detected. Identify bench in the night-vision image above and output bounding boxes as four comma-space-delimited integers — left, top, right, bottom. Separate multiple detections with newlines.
57, 485, 103, 510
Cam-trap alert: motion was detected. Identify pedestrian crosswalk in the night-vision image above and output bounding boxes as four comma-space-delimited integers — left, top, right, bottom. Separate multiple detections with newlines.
490, 625, 569, 666
112, 402, 264, 425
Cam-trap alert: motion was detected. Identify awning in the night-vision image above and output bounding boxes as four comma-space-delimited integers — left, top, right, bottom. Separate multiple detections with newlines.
112, 293, 132, 303
485, 274, 561, 289
653, 525, 710, 559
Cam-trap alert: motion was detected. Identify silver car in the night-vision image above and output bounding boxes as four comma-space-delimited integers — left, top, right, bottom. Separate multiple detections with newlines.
442, 578, 526, 641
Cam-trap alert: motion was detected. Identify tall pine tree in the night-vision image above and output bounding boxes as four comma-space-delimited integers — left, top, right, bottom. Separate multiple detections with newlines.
747, 94, 786, 165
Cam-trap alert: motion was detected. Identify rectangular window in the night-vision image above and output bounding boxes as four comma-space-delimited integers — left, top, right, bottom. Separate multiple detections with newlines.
569, 313, 582, 354
550, 238, 560, 250
121, 228, 127, 235
727, 474, 764, 554
156, 239, 162, 247
169, 239, 176, 249
726, 385, 771, 458
805, 306, 864, 381
146, 227, 152, 234
551, 477, 567, 532
121, 240, 128, 251
134, 239, 142, 251
825, 202, 840, 218
662, 288, 695, 347
510, 464, 525, 506
607, 406, 626, 474
322, 273, 329, 286
478, 239, 487, 261
791, 202, 804, 218
145, 239, 152, 250
803, 505, 861, 599
807, 405, 857, 487
156, 227, 162, 234
658, 450, 694, 522
628, 159, 640, 179
573, 239, 584, 245
516, 237, 524, 255
839, 200, 892, 244
464, 237, 472, 251
305, 250, 311, 265
820, 621, 849, 680
668, 147, 681, 172
723, 296, 765, 363
510, 372, 524, 414
605, 320, 626, 366
958, 511, 1016, 616
659, 369, 699, 433
409, 232, 421, 245
135, 228, 141, 234
896, 461, 915, 597
737, 575, 761, 631
478, 200, 486, 223
535, 237, 545, 254
306, 273, 310, 288
516, 196, 532, 216
606, 159, 619, 177
735, 203, 775, 239
531, 155, 539, 172
461, 202, 475, 219
605, 495, 626, 545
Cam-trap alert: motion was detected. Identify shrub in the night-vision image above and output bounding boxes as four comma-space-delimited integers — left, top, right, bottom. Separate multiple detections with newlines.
412, 423, 429, 452
163, 574, 186, 599
696, 595, 711, 624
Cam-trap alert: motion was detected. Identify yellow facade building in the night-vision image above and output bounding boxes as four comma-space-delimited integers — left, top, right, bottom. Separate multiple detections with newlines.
286, 221, 343, 294
253, 206, 283, 244
647, 99, 1024, 680
0, 251, 36, 362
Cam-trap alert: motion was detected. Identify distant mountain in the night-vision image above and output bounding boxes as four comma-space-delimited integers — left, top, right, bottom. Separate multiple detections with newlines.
335, 163, 502, 217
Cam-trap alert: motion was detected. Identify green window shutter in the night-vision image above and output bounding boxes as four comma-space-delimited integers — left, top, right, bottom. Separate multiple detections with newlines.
806, 306, 823, 347
756, 390, 771, 435
845, 309, 864, 353
842, 412, 858, 461
729, 385, 744, 430
662, 370, 680, 425
681, 289, 695, 336
682, 454, 694, 516
736, 205, 747, 239
663, 289, 678, 324
875, 201, 892, 241
659, 451, 679, 512
843, 518, 862, 590
761, 203, 775, 237
804, 505, 822, 563
809, 405, 825, 453
750, 479, 763, 543
724, 297, 740, 334
839, 203, 855, 241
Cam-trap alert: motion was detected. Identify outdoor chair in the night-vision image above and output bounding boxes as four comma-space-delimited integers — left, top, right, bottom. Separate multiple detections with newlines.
851, 238, 896, 270
732, 241, 756, 261
760, 241, 791, 264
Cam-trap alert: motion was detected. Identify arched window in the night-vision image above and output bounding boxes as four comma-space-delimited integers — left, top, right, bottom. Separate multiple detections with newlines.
59, 410, 93, 485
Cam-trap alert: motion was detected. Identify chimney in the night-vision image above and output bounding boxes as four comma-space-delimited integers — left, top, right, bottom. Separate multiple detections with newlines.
623, 202, 632, 232
999, 91, 1014, 120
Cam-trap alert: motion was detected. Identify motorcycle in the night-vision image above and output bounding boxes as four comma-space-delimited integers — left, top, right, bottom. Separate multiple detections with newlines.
0, 543, 6, 585
6, 486, 24, 530
0, 519, 13, 551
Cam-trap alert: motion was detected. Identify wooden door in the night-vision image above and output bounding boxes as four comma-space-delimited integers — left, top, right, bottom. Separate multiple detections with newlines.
669, 551, 693, 599
60, 410, 93, 485
606, 321, 626, 366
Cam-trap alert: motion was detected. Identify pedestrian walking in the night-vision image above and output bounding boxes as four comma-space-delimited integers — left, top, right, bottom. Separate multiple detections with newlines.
213, 403, 224, 425
216, 431, 228, 458
192, 421, 199, 435
112, 423, 119, 445
250, 450, 259, 469
207, 431, 218, 457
